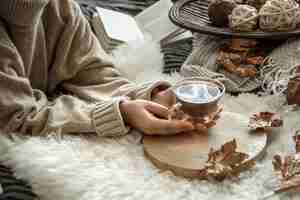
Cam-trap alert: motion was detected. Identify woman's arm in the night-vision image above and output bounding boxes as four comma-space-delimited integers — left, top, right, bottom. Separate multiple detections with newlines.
0, 0, 172, 136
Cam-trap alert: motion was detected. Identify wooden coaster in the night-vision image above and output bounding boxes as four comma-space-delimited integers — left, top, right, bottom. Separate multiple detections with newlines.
143, 111, 267, 178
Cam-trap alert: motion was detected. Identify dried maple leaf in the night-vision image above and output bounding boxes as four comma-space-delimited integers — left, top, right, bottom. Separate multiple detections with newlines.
273, 154, 282, 171
235, 65, 258, 77
246, 56, 265, 66
287, 77, 300, 106
272, 153, 300, 192
293, 130, 300, 153
217, 51, 239, 74
199, 139, 254, 181
217, 39, 269, 79
271, 133, 300, 194
249, 112, 283, 131
277, 177, 300, 193
229, 53, 243, 64
194, 107, 223, 129
168, 104, 222, 133
217, 50, 258, 78
221, 139, 237, 156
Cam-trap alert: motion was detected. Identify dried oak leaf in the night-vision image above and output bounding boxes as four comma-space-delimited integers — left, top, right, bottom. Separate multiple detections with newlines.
249, 112, 283, 131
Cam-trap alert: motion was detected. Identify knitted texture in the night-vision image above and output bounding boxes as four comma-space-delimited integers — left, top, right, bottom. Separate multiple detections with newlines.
260, 37, 300, 94
182, 33, 300, 93
229, 5, 258, 31
259, 0, 300, 31
0, 0, 49, 26
0, 0, 169, 136
182, 34, 262, 93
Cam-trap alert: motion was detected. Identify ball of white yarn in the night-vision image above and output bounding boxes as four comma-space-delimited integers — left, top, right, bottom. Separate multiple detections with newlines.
259, 0, 300, 31
229, 5, 259, 31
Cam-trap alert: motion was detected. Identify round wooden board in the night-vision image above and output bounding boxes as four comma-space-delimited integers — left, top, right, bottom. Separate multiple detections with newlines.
143, 111, 267, 178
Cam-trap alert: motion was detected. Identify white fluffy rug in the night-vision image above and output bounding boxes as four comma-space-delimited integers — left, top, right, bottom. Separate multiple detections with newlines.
1, 40, 300, 200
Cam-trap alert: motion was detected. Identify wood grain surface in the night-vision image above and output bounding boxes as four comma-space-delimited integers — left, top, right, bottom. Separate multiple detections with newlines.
143, 111, 267, 178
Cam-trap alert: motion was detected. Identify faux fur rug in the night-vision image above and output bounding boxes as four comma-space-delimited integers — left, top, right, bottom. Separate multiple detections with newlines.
1, 40, 300, 200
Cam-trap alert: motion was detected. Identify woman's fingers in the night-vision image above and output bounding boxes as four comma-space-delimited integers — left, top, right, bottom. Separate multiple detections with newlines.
195, 123, 208, 132
144, 101, 195, 135
149, 117, 195, 135
120, 99, 195, 136
145, 101, 170, 119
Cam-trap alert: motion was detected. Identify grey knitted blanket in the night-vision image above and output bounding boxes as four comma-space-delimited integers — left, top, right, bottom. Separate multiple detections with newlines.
182, 34, 300, 93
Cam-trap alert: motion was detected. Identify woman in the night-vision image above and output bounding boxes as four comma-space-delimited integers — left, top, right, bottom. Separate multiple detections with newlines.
0, 0, 195, 199
0, 0, 194, 137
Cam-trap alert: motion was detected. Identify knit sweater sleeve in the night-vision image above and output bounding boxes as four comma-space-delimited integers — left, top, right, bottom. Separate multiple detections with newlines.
0, 35, 96, 135
0, 1, 170, 137
60, 2, 170, 100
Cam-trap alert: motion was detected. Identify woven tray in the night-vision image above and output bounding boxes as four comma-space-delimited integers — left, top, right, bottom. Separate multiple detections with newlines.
169, 0, 300, 39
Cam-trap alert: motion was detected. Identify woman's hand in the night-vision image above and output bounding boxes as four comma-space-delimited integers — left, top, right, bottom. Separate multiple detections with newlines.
120, 100, 194, 135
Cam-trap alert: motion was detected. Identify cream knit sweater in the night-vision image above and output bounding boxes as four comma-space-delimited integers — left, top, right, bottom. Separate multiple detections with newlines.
0, 0, 169, 136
